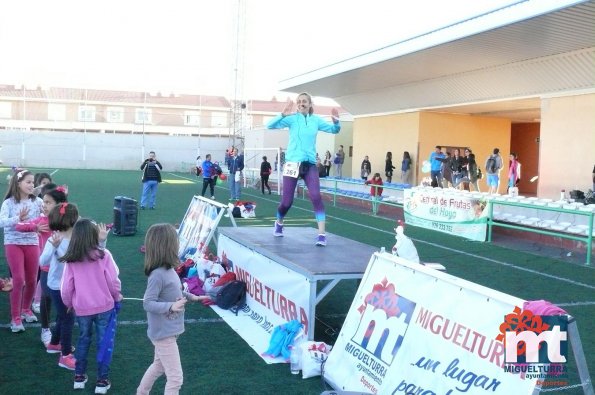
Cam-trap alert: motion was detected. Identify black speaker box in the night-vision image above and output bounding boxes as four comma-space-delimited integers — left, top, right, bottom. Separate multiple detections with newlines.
113, 196, 138, 236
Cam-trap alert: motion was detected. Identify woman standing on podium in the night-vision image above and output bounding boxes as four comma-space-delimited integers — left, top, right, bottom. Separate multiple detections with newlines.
266, 93, 340, 247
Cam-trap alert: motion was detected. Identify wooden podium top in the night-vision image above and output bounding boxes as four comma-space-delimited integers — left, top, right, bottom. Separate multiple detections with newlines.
217, 226, 378, 280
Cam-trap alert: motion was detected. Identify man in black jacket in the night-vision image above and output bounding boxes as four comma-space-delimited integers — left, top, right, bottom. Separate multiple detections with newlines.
140, 151, 162, 209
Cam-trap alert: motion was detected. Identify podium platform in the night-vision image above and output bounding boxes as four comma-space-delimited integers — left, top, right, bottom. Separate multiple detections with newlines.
217, 226, 378, 340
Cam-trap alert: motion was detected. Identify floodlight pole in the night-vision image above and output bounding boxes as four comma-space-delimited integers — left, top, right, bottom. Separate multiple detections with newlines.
141, 91, 147, 160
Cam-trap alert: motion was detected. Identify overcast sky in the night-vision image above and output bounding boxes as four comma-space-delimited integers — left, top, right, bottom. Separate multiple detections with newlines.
0, 0, 518, 100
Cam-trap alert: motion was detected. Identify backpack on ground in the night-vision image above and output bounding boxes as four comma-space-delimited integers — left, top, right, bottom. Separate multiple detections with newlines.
486, 157, 497, 173
215, 280, 247, 315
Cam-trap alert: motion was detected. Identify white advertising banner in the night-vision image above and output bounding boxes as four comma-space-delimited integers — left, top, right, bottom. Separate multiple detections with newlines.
216, 233, 311, 363
403, 188, 489, 241
324, 253, 538, 395
177, 196, 222, 259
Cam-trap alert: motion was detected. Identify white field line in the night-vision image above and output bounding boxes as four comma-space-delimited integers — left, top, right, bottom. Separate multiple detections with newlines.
246, 193, 595, 291
164, 175, 595, 291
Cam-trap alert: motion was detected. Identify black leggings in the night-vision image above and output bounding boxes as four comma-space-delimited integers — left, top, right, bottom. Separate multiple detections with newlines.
201, 177, 216, 197
261, 174, 271, 193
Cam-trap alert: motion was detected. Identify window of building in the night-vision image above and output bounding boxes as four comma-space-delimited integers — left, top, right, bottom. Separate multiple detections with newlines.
135, 108, 152, 124
261, 115, 273, 127
107, 107, 124, 123
211, 111, 228, 127
184, 111, 201, 126
48, 103, 66, 121
78, 105, 96, 122
0, 102, 11, 118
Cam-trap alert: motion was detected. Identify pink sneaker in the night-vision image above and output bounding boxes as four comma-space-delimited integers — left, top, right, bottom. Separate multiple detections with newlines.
46, 343, 61, 354
58, 354, 76, 370
47, 343, 75, 354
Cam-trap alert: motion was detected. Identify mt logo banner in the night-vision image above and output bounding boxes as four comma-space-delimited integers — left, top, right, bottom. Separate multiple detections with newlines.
323, 253, 540, 394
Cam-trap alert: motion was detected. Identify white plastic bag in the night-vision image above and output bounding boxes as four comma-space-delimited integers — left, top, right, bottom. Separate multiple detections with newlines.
240, 203, 256, 218
203, 263, 226, 292
300, 341, 332, 379
195, 256, 213, 281
392, 225, 420, 264
234, 172, 241, 182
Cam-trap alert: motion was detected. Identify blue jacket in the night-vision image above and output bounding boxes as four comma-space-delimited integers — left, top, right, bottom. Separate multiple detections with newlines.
267, 113, 340, 164
429, 152, 445, 172
202, 160, 214, 178
226, 155, 244, 174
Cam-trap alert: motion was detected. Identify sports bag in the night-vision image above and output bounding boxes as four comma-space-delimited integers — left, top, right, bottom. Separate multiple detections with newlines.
215, 280, 247, 315
486, 157, 497, 173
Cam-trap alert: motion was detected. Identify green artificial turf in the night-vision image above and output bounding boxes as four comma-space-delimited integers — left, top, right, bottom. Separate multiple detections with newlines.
0, 167, 592, 394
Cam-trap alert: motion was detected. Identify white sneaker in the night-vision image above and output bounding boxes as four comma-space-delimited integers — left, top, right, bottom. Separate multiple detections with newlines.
41, 328, 52, 345
21, 311, 38, 323
94, 379, 111, 394
74, 374, 88, 390
10, 321, 25, 333
32, 302, 41, 314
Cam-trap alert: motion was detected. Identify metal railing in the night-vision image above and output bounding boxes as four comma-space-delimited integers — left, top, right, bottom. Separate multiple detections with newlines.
242, 173, 595, 264
300, 177, 408, 215
487, 200, 594, 265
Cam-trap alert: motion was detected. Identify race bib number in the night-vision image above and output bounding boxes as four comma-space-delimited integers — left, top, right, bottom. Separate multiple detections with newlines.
282, 161, 300, 178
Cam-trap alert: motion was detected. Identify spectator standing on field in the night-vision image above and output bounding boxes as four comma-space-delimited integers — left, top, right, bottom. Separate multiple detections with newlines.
360, 156, 371, 181
260, 156, 272, 195
200, 154, 217, 199
226, 147, 244, 201
428, 146, 445, 188
0, 169, 43, 333
323, 151, 332, 177
140, 151, 162, 210
485, 148, 503, 194
439, 151, 454, 188
508, 152, 521, 192
385, 152, 395, 183
401, 151, 412, 185
334, 145, 345, 178
136, 224, 206, 395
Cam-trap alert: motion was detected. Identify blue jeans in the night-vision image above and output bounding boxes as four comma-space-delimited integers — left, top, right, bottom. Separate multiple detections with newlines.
49, 289, 74, 356
430, 170, 443, 188
228, 173, 241, 200
75, 310, 111, 379
141, 180, 158, 208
